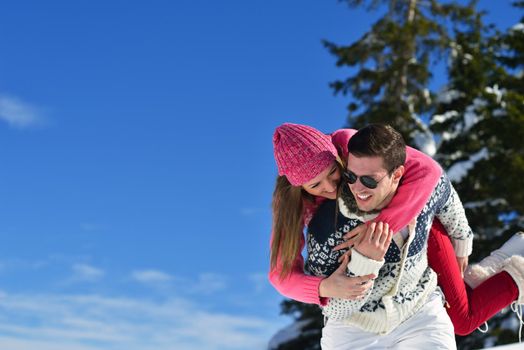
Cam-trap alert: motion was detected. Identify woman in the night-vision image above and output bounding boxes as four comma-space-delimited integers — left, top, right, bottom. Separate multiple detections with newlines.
269, 122, 523, 336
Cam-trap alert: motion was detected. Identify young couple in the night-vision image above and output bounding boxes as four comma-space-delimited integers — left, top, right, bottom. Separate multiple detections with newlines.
269, 122, 524, 349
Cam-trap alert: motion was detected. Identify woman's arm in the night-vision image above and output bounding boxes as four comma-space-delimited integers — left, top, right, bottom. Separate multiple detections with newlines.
373, 146, 443, 233
268, 232, 328, 305
269, 203, 374, 305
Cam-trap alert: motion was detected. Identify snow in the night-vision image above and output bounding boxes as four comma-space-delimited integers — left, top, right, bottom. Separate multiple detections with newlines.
472, 96, 488, 110
437, 89, 464, 104
432, 110, 459, 124
493, 108, 507, 117
443, 97, 486, 139
441, 130, 456, 141
463, 53, 474, 64
408, 111, 436, 157
437, 97, 486, 142
423, 88, 432, 105
464, 104, 481, 130
463, 198, 506, 209
408, 57, 418, 64
486, 85, 505, 103
447, 147, 489, 183
362, 32, 378, 45
511, 23, 524, 32
433, 86, 508, 141
449, 42, 462, 60
447, 150, 465, 161
412, 130, 436, 156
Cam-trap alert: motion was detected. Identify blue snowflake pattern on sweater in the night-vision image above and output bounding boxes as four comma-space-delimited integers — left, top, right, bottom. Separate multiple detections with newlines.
305, 174, 473, 334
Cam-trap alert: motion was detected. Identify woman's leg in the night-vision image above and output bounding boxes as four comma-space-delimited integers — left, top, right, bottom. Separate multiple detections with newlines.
427, 219, 519, 335
465, 232, 524, 288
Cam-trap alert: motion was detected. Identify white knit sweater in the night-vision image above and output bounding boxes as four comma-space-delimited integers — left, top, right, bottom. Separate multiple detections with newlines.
306, 174, 473, 335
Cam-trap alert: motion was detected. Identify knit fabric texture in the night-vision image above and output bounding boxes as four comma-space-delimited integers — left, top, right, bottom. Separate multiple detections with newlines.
273, 123, 337, 186
305, 174, 473, 335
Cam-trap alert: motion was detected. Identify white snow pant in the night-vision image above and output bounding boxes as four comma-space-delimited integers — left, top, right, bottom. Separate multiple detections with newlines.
320, 291, 456, 350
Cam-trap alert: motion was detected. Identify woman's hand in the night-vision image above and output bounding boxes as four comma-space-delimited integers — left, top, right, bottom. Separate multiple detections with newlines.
353, 222, 393, 261
334, 224, 366, 262
319, 255, 375, 300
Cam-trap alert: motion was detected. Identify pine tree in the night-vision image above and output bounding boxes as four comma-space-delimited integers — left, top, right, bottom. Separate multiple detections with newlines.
268, 301, 322, 350
430, 2, 524, 348
323, 0, 477, 152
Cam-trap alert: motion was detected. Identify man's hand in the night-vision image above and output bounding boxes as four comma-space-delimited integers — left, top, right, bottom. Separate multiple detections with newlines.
456, 256, 468, 277
353, 222, 393, 261
319, 255, 375, 300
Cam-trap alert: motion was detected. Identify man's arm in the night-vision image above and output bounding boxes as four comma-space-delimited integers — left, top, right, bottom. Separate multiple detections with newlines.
321, 222, 392, 321
434, 175, 474, 258
321, 250, 383, 321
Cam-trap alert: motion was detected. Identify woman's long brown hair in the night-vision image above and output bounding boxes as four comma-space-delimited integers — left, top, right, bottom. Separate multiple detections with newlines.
270, 176, 313, 280
270, 158, 344, 280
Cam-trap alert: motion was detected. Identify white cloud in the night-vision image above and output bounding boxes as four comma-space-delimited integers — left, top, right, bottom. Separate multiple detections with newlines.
72, 264, 105, 282
0, 258, 50, 273
191, 273, 228, 294
0, 336, 98, 350
130, 270, 228, 295
0, 291, 281, 350
0, 95, 43, 128
131, 269, 173, 284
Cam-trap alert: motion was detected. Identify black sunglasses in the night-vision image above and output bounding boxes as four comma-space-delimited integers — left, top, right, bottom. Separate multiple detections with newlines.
343, 170, 389, 189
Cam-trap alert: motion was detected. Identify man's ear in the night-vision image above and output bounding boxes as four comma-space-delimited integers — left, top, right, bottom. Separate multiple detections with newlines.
392, 165, 405, 183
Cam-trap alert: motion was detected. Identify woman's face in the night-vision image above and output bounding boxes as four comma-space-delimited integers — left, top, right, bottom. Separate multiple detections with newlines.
301, 161, 341, 200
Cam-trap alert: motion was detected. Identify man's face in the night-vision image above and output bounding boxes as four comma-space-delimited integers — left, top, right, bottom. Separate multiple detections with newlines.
346, 153, 403, 212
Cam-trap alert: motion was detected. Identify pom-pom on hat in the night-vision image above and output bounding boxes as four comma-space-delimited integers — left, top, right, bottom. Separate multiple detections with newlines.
273, 123, 338, 186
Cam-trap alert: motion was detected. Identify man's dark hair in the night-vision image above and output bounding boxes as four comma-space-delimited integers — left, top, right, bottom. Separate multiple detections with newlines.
347, 124, 406, 173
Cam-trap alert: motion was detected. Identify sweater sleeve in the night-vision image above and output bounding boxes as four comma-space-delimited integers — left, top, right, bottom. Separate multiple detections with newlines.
434, 177, 474, 257
268, 226, 328, 306
373, 146, 443, 233
321, 250, 384, 321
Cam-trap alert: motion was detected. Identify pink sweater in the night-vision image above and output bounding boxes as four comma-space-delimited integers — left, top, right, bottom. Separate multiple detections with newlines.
268, 129, 443, 305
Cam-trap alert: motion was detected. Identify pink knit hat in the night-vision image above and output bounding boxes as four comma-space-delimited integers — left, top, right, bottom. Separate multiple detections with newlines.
273, 123, 338, 186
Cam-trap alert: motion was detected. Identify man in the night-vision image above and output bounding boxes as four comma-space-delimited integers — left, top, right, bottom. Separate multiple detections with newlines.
306, 124, 472, 349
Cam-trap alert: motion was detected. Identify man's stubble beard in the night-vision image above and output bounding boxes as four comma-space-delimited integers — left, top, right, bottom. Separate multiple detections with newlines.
339, 181, 381, 216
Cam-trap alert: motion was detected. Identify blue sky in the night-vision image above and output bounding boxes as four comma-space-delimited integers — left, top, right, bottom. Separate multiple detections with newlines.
0, 1, 519, 349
